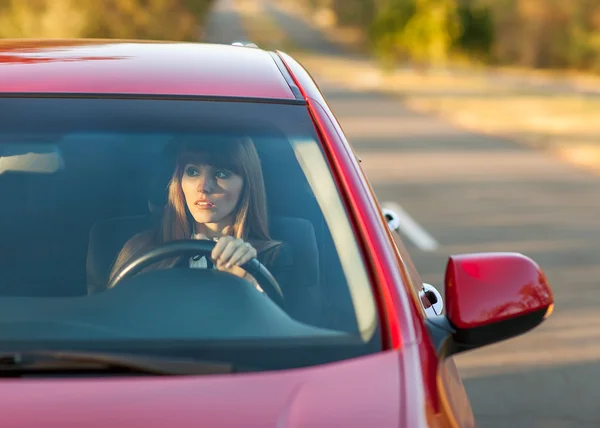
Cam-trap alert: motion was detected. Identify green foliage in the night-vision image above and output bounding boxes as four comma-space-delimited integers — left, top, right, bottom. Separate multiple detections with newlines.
331, 0, 376, 27
467, 0, 600, 71
0, 0, 215, 40
455, 4, 494, 60
0, 0, 87, 38
346, 0, 600, 72
368, 0, 416, 67
401, 0, 461, 66
368, 0, 461, 68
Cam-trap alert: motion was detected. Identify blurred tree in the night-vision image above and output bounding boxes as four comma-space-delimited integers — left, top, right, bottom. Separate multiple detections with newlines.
369, 0, 461, 70
0, 0, 214, 41
302, 0, 600, 73
454, 2, 494, 61
0, 0, 87, 38
471, 0, 598, 70
402, 0, 461, 67
369, 0, 416, 68
331, 0, 376, 28
84, 0, 198, 40
566, 1, 600, 71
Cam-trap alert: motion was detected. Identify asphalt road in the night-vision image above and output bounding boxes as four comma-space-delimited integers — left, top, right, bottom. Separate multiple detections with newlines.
205, 1, 600, 426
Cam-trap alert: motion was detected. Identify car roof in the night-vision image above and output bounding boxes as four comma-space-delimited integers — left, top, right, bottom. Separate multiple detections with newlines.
0, 39, 299, 100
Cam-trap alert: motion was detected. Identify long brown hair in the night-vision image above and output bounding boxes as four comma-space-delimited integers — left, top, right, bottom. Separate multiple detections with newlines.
108, 135, 279, 283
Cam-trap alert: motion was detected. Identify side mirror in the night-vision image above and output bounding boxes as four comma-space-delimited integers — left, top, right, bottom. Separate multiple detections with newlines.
426, 252, 554, 358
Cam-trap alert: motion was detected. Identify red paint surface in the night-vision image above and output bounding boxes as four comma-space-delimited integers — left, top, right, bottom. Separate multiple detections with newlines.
0, 40, 295, 99
1, 351, 403, 428
276, 51, 435, 428
445, 252, 554, 329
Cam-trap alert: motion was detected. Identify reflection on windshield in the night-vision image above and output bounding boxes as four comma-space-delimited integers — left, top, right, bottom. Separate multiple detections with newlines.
0, 144, 63, 174
291, 138, 377, 342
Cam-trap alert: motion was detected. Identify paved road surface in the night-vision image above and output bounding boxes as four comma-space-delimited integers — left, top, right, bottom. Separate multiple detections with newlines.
205, 1, 600, 426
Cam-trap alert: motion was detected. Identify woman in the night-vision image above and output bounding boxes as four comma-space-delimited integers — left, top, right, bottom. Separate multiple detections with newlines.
108, 135, 292, 293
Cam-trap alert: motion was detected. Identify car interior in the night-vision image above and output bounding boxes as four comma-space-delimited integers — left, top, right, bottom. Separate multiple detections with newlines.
0, 132, 360, 333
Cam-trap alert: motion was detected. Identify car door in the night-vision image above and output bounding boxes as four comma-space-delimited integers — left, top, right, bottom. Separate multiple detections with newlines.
380, 205, 476, 428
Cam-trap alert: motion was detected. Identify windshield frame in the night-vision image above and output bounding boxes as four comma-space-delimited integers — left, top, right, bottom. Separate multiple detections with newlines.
0, 94, 385, 370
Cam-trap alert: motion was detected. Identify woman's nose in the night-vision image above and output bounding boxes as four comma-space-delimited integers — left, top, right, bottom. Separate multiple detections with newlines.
196, 173, 215, 193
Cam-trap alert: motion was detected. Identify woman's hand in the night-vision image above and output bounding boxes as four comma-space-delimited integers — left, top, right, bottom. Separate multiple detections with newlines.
211, 236, 259, 282
191, 227, 263, 291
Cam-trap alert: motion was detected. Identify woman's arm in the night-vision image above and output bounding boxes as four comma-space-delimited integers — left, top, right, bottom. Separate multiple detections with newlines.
258, 243, 294, 293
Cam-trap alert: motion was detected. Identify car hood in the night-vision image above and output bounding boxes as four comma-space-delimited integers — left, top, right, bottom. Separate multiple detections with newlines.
1, 350, 407, 428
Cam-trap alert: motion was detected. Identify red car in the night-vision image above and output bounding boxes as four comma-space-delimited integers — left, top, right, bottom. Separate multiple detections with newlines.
0, 40, 553, 427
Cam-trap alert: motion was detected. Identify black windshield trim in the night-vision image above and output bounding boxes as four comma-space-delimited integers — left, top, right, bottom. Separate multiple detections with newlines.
0, 350, 236, 376
269, 52, 304, 100
0, 92, 307, 105
0, 334, 381, 372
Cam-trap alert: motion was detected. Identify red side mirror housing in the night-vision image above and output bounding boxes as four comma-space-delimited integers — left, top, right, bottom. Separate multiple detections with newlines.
427, 252, 554, 357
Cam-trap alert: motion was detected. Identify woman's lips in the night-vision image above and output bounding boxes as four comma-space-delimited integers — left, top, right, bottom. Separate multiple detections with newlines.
194, 199, 215, 210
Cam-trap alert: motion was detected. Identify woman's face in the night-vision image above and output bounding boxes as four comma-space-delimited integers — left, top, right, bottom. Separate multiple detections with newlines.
180, 162, 244, 231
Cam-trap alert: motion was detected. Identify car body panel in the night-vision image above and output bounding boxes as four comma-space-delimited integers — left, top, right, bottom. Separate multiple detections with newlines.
2, 350, 403, 428
437, 359, 477, 428
0, 40, 295, 99
276, 51, 440, 427
275, 51, 476, 427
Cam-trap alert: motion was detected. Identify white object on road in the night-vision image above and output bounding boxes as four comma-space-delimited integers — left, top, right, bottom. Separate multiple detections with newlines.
382, 201, 439, 252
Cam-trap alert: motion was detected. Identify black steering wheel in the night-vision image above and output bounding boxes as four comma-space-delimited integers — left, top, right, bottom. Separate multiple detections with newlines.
107, 240, 285, 308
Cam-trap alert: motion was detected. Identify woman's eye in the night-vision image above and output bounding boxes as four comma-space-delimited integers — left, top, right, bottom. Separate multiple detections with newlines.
215, 170, 231, 179
185, 167, 199, 177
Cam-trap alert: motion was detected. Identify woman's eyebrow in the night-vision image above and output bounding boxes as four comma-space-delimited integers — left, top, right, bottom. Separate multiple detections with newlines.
184, 162, 209, 168
184, 160, 234, 170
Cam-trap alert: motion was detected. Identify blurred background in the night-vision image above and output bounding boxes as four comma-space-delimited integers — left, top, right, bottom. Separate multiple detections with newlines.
2, 0, 600, 426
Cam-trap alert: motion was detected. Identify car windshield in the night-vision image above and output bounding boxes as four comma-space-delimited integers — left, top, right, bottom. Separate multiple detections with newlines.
0, 97, 380, 371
